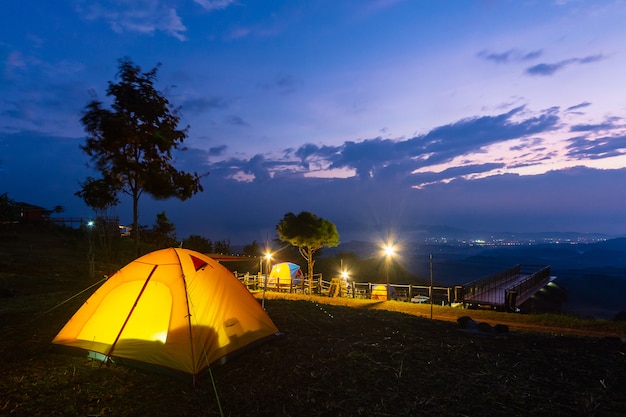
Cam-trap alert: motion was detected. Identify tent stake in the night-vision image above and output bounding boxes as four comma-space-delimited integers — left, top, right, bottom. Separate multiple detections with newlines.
208, 368, 224, 417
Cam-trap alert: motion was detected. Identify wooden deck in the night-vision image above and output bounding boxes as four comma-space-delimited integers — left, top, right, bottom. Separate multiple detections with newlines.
461, 264, 553, 311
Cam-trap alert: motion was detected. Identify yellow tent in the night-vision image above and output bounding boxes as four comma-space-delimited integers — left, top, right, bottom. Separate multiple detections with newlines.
52, 248, 279, 382
268, 262, 303, 288
371, 284, 396, 301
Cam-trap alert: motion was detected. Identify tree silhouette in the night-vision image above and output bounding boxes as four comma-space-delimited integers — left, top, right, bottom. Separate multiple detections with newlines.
78, 58, 204, 255
243, 240, 261, 257
276, 212, 340, 293
182, 235, 213, 253
152, 211, 176, 248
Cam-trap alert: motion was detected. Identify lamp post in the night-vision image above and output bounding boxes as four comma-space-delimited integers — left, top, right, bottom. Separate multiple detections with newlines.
340, 258, 349, 297
430, 254, 433, 319
85, 219, 96, 279
262, 251, 272, 309
384, 240, 395, 301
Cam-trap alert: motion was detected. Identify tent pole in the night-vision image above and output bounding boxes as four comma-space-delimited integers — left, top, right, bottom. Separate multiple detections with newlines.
104, 265, 158, 363
173, 248, 198, 381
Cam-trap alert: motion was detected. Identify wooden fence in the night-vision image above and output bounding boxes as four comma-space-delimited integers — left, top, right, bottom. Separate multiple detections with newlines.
234, 272, 455, 305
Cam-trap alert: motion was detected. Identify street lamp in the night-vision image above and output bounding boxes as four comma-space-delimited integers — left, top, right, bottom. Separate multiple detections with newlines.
339, 260, 350, 297
383, 241, 395, 301
262, 251, 272, 309
85, 219, 96, 279
430, 254, 434, 319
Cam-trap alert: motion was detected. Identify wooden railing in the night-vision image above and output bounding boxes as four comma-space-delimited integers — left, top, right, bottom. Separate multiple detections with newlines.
234, 264, 552, 310
460, 264, 551, 310
234, 272, 455, 304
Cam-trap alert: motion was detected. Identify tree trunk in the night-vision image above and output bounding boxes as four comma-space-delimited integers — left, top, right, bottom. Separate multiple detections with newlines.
307, 247, 315, 295
133, 191, 139, 257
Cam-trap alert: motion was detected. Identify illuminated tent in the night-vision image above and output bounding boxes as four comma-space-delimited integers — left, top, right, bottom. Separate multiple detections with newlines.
52, 248, 279, 382
268, 262, 304, 287
371, 284, 396, 301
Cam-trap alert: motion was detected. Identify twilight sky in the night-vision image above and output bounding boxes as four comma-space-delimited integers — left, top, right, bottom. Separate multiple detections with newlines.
2, 0, 626, 244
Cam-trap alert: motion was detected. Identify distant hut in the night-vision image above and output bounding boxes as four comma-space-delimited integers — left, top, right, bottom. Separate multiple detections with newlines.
17, 202, 51, 223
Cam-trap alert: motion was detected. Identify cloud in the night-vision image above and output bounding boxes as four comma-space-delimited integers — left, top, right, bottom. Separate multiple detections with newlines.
0, 57, 88, 136
205, 152, 305, 183
477, 49, 542, 63
566, 135, 626, 160
77, 0, 188, 40
411, 106, 560, 166
239, 154, 272, 183
4, 51, 28, 77
6, 130, 626, 246
224, 115, 250, 127
294, 143, 323, 161
235, 106, 563, 186
525, 54, 604, 76
258, 74, 303, 95
569, 120, 619, 133
411, 163, 506, 187
223, 22, 285, 41
331, 138, 401, 179
158, 163, 626, 243
171, 146, 211, 177
566, 102, 591, 112
193, 0, 236, 12
208, 145, 227, 156
182, 96, 231, 114
352, 0, 409, 20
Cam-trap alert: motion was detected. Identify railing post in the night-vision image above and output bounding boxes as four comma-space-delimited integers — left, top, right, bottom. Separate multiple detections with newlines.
460, 285, 468, 300
505, 290, 517, 312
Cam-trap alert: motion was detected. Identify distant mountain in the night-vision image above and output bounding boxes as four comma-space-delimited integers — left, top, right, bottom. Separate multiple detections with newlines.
589, 237, 626, 251
379, 224, 618, 243
325, 240, 380, 258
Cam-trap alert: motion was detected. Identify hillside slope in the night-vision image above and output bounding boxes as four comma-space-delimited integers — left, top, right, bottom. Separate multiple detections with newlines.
1, 224, 625, 416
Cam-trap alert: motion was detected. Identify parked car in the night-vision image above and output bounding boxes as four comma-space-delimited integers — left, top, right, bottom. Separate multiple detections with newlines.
411, 295, 429, 303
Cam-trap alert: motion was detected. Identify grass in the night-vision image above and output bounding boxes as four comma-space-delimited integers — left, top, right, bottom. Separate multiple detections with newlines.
1, 224, 625, 416
258, 291, 626, 337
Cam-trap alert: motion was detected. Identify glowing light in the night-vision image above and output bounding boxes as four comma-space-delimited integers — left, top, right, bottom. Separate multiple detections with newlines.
153, 331, 167, 343
262, 250, 273, 309
381, 231, 397, 302
379, 230, 398, 259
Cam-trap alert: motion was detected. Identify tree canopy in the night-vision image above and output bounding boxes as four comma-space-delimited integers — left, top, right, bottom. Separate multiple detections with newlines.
77, 58, 204, 255
276, 211, 340, 291
151, 211, 176, 248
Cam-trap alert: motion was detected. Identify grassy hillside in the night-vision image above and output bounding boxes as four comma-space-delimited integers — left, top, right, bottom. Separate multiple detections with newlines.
1, 224, 625, 416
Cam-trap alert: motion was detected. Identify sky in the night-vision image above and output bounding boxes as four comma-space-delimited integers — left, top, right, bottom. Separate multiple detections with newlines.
2, 0, 626, 245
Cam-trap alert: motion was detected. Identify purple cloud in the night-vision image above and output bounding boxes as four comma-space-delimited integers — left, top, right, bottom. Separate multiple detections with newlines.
566, 135, 626, 160
477, 49, 542, 63
525, 55, 604, 76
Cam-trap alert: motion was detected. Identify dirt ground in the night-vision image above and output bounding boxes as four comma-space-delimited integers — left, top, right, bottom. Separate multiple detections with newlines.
1, 225, 625, 416
1, 295, 625, 416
